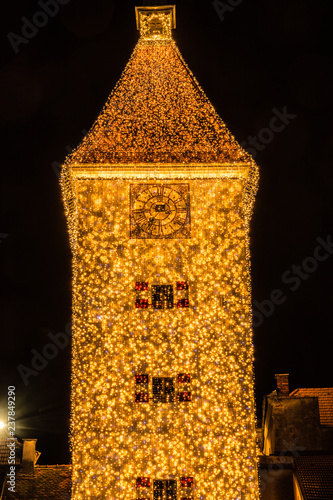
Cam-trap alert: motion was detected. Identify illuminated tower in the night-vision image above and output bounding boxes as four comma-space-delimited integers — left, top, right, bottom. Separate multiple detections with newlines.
61, 5, 260, 500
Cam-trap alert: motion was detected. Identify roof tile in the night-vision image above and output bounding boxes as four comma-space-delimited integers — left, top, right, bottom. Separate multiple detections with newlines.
294, 455, 333, 500
3, 465, 71, 500
290, 388, 333, 426
0, 429, 22, 466
66, 40, 254, 166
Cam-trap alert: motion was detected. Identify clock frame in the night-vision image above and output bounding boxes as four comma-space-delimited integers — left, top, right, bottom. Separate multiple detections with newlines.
130, 183, 191, 239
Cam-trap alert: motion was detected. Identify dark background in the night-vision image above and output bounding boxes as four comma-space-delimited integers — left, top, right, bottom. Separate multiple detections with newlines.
1, 0, 333, 465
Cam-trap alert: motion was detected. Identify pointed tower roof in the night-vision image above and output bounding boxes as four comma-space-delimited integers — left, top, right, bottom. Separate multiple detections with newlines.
61, 6, 259, 252
65, 5, 255, 169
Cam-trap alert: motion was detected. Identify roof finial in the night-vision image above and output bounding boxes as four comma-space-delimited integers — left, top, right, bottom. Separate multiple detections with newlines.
135, 5, 176, 40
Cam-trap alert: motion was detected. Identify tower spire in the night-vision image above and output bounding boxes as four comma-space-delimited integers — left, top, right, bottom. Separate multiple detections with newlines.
135, 5, 176, 40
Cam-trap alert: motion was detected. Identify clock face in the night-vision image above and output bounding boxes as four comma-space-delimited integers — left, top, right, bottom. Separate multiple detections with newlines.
130, 184, 191, 239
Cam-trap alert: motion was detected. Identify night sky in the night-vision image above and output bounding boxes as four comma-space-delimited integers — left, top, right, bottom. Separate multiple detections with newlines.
1, 0, 333, 465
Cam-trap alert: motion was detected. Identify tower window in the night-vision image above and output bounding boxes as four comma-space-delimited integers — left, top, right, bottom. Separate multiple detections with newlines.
154, 479, 177, 500
135, 374, 149, 403
134, 375, 191, 403
177, 374, 191, 402
135, 281, 190, 310
136, 478, 194, 499
151, 285, 173, 309
152, 377, 175, 403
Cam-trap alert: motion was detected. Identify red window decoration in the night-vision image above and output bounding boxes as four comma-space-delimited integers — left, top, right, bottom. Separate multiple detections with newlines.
176, 281, 189, 290
136, 477, 151, 488
135, 299, 149, 309
179, 391, 191, 402
135, 282, 148, 291
177, 298, 189, 308
178, 373, 191, 402
135, 374, 149, 403
176, 281, 189, 310
181, 477, 194, 488
136, 374, 148, 384
135, 392, 149, 403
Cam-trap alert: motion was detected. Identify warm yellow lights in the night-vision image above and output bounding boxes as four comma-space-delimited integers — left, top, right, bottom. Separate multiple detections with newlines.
61, 5, 260, 500
135, 6, 176, 40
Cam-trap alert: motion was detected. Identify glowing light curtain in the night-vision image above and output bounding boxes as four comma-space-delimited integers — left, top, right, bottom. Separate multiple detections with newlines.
61, 6, 260, 500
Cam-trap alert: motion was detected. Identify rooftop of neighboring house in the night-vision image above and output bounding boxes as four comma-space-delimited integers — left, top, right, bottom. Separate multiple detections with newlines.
290, 388, 333, 427
0, 428, 22, 466
1, 464, 71, 500
294, 455, 333, 500
0, 431, 71, 500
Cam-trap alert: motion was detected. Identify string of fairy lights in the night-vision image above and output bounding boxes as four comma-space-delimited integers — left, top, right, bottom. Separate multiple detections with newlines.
61, 6, 260, 500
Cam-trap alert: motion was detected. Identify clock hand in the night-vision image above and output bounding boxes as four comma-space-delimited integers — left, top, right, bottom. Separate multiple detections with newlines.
147, 216, 156, 231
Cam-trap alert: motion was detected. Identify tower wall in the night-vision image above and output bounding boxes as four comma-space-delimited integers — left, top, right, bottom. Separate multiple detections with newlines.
70, 176, 258, 499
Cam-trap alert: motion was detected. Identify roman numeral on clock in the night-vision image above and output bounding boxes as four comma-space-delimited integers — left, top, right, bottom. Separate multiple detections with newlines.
173, 214, 186, 227
146, 218, 156, 232
134, 214, 147, 226
156, 186, 164, 200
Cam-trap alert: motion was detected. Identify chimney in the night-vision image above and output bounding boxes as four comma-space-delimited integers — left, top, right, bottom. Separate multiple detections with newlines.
275, 373, 289, 397
22, 439, 37, 473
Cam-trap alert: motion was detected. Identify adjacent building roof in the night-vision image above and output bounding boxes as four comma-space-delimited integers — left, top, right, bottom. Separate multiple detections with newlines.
290, 388, 333, 427
294, 455, 333, 500
2, 465, 71, 500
